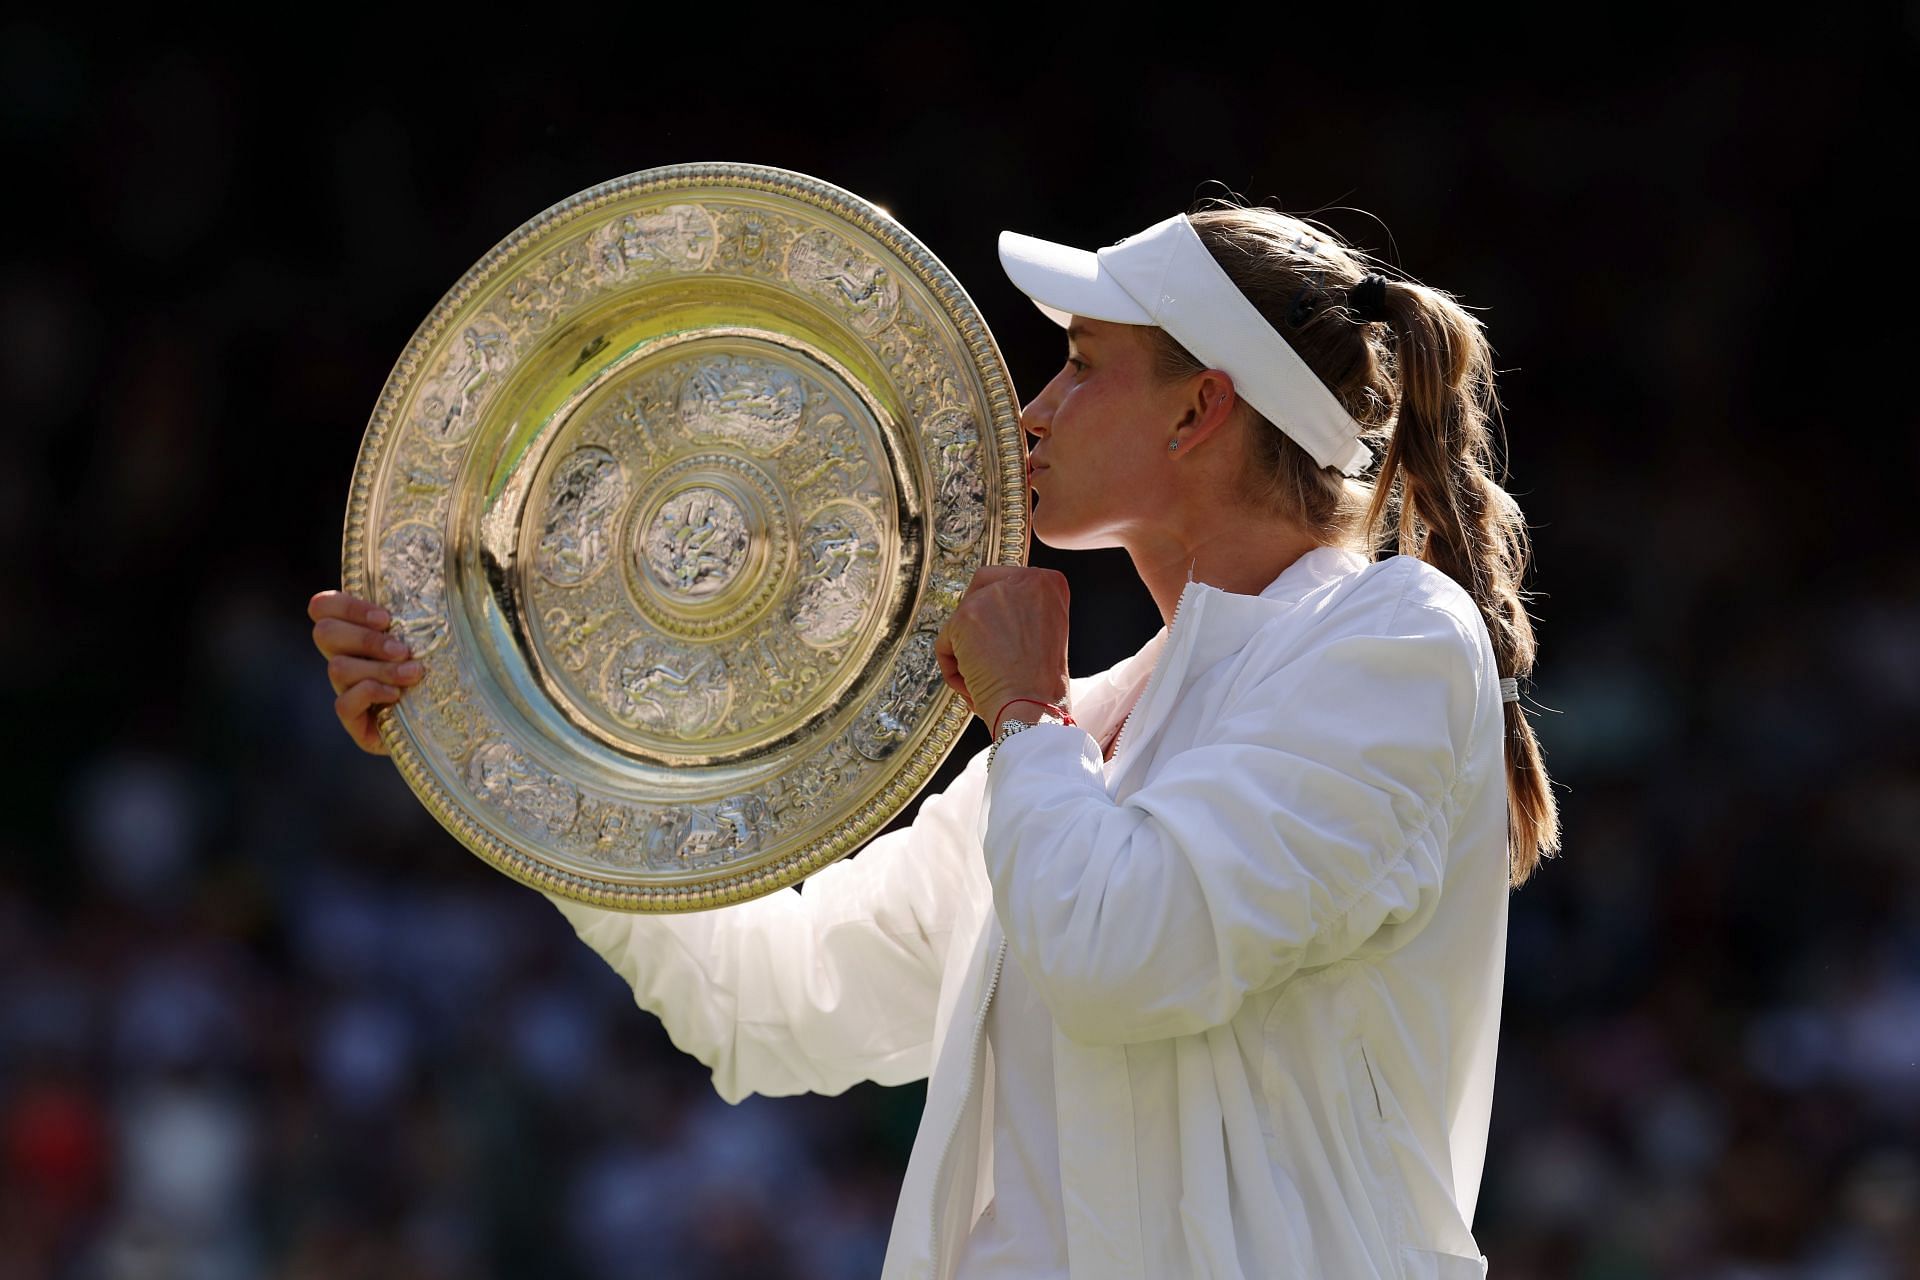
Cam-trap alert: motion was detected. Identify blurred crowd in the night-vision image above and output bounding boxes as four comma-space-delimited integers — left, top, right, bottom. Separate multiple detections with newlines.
3, 24, 1914, 1280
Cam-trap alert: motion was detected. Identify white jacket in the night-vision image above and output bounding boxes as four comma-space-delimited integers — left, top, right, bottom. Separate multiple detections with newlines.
542, 546, 1508, 1279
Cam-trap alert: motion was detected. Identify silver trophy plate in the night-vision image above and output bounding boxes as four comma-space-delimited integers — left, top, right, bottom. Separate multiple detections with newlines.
341, 163, 1025, 911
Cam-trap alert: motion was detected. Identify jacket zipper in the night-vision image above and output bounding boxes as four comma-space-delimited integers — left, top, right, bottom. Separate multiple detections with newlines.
929, 935, 1007, 1274
1107, 578, 1199, 766
930, 580, 1194, 1270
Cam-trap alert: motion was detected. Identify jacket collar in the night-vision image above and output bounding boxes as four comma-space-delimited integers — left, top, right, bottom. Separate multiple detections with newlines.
1257, 544, 1370, 604
1069, 545, 1372, 784
1180, 544, 1370, 675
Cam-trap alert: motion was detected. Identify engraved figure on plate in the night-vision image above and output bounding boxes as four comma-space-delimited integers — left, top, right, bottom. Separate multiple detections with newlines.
928, 408, 986, 553
677, 356, 806, 453
396, 440, 451, 500
765, 737, 855, 827
713, 207, 795, 278
536, 447, 627, 586
789, 503, 882, 647
788, 412, 871, 493
379, 522, 449, 655
638, 805, 739, 872
495, 241, 583, 337
591, 204, 716, 281
882, 305, 963, 421
605, 637, 732, 737
641, 488, 752, 598
533, 242, 589, 311
571, 794, 640, 864
640, 808, 694, 870
387, 437, 454, 530
503, 268, 563, 336
851, 628, 944, 761
786, 229, 899, 334
712, 792, 769, 860
466, 740, 581, 840
415, 322, 509, 447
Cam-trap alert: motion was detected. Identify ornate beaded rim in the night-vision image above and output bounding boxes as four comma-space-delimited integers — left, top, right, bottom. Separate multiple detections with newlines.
341, 162, 1025, 912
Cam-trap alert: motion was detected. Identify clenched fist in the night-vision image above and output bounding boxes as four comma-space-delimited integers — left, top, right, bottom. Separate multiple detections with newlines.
934, 566, 1073, 731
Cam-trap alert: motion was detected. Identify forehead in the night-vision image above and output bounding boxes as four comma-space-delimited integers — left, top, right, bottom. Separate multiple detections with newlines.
1067, 317, 1140, 349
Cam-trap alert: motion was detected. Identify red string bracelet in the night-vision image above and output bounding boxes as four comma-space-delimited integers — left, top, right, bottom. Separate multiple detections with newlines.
991, 696, 1075, 728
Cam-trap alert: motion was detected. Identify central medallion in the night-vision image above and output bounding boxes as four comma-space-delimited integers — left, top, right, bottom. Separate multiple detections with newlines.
624, 451, 791, 639
643, 487, 749, 599
513, 329, 905, 767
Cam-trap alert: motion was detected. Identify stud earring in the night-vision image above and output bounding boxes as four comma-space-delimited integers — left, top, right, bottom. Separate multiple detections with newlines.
1168, 440, 1180, 452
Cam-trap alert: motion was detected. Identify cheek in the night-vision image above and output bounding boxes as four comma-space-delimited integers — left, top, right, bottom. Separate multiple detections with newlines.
1062, 380, 1125, 438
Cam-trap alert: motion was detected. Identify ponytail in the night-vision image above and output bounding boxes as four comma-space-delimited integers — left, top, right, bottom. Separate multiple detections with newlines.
1359, 279, 1562, 885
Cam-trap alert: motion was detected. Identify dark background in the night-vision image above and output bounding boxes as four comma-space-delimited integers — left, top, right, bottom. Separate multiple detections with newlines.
4, 16, 1916, 1279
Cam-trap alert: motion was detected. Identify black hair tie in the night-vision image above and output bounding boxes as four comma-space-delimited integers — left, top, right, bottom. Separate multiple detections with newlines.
1347, 272, 1391, 324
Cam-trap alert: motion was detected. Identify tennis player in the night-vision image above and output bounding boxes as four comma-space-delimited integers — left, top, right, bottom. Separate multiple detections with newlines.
310, 196, 1559, 1279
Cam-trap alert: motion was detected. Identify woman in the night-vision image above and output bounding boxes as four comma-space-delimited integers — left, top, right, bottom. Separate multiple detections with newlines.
309, 198, 1560, 1279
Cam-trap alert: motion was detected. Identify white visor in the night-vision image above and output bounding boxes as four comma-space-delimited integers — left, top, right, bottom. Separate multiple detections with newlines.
997, 213, 1374, 477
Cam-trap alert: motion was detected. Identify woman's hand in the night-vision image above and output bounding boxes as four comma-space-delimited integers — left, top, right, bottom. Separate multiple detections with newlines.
307, 590, 426, 755
934, 566, 1072, 731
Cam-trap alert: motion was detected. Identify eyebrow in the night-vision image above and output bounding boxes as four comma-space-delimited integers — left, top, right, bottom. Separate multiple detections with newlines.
1066, 323, 1098, 347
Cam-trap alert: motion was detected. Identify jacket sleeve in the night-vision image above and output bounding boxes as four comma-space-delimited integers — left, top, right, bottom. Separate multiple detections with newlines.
978, 594, 1485, 1046
541, 745, 991, 1102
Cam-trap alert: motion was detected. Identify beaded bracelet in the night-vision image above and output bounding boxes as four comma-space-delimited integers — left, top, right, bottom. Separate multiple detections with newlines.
986, 698, 1075, 773
991, 696, 1076, 728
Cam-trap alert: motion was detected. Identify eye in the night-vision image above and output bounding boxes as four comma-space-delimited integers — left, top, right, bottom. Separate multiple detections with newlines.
1066, 357, 1088, 375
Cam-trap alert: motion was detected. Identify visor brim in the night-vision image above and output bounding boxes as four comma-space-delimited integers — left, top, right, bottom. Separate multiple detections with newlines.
997, 230, 1154, 329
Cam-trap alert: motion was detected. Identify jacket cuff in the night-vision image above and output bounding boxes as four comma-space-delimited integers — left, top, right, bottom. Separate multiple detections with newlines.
976, 720, 1106, 845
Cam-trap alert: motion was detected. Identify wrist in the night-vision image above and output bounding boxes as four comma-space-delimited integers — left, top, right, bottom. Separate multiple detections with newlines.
989, 695, 1074, 729
986, 698, 1074, 774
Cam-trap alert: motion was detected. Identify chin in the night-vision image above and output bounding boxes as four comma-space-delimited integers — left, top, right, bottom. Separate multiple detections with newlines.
1029, 507, 1113, 553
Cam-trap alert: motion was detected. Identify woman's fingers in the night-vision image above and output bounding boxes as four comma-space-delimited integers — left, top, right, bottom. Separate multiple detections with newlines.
308, 589, 390, 632
336, 677, 402, 755
310, 593, 404, 657
311, 591, 411, 673
325, 652, 424, 698
314, 615, 413, 660
310, 589, 419, 754
933, 626, 973, 708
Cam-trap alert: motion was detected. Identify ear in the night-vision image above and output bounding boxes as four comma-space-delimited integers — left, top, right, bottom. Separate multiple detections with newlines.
1169, 369, 1240, 450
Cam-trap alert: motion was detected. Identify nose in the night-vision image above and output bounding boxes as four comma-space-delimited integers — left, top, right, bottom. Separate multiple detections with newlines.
1020, 379, 1060, 443
1020, 399, 1046, 443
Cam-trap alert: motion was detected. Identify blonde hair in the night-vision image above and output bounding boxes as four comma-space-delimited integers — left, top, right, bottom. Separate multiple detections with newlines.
1146, 200, 1561, 887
